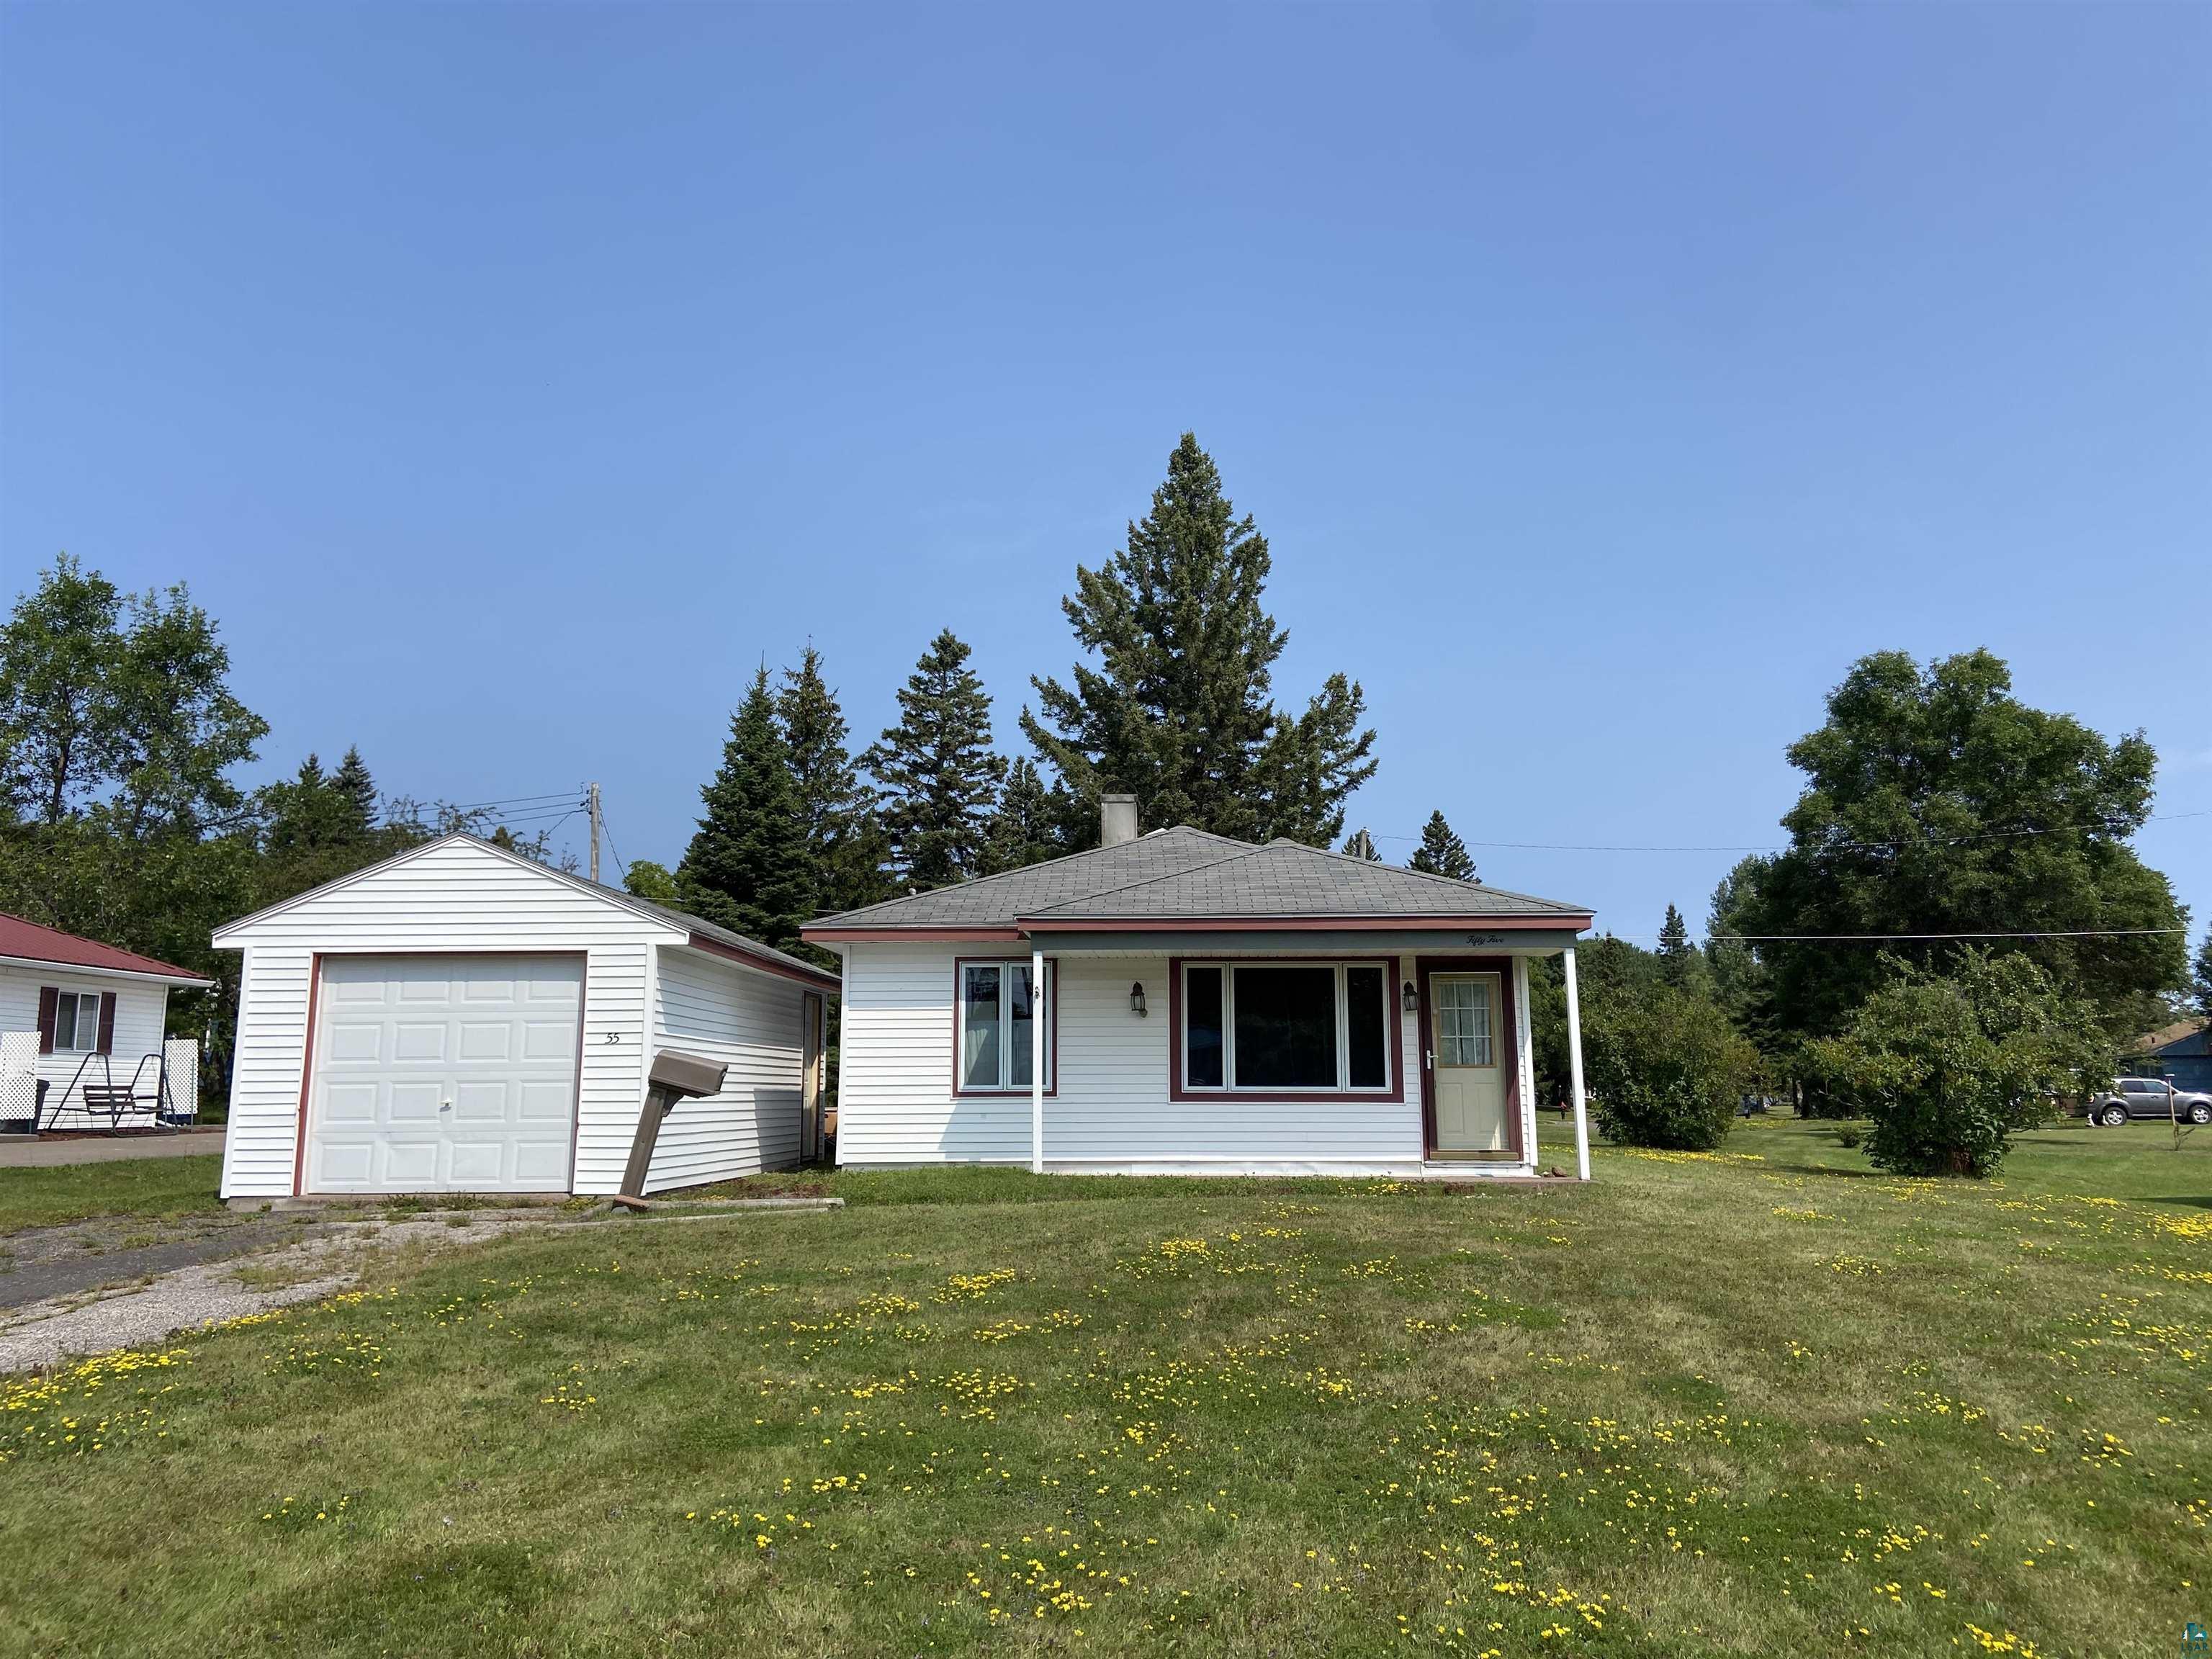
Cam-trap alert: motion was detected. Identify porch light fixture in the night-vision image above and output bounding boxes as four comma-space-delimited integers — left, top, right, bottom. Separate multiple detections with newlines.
1130, 981, 1148, 1017
1401, 981, 1419, 1012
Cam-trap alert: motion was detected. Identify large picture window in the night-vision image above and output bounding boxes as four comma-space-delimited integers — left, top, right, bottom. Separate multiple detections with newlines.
956, 959, 1054, 1092
1177, 961, 1394, 1096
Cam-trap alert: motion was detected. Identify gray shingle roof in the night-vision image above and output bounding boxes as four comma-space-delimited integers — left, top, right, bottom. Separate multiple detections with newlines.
611, 888, 841, 984
806, 827, 1590, 931
809, 826, 1253, 929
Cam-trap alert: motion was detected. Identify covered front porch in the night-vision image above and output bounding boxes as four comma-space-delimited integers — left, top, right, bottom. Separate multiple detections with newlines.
974, 925, 1592, 1180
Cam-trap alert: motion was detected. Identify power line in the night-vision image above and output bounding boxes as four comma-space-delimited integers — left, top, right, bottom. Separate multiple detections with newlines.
1608, 927, 2188, 945
598, 814, 630, 882
1369, 807, 2210, 856
439, 790, 582, 812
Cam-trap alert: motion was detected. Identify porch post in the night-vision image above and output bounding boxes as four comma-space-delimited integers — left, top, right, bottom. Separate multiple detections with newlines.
1563, 946, 1591, 1181
1030, 942, 1046, 1174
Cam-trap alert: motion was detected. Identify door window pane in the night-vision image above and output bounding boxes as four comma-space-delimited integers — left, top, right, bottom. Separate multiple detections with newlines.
1346, 966, 1388, 1088
961, 965, 1001, 1088
1437, 979, 1493, 1066
1184, 966, 1223, 1087
1233, 966, 1338, 1088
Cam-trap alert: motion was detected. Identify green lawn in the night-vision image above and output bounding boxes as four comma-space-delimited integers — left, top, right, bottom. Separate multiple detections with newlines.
0, 1152, 226, 1235
2, 1121, 2206, 1657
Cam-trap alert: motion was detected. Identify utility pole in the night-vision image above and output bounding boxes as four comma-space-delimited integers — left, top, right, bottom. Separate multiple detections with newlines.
586, 781, 602, 884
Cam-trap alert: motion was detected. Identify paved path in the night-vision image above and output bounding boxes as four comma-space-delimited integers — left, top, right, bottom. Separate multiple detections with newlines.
0, 1128, 225, 1167
0, 1213, 320, 1310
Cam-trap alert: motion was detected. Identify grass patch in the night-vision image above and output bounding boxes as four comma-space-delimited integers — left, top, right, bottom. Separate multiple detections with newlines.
0, 1121, 2205, 1655
0, 1153, 224, 1235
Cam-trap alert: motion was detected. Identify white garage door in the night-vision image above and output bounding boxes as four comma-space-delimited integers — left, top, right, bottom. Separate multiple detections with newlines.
305, 954, 583, 1193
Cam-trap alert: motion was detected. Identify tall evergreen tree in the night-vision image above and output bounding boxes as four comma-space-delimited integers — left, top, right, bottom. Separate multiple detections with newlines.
1656, 903, 1702, 991
981, 757, 1064, 875
1407, 810, 1477, 882
1022, 433, 1377, 847
2194, 928, 2212, 1025
678, 665, 812, 946
330, 746, 379, 841
863, 629, 1004, 891
777, 645, 886, 914
1341, 827, 1380, 861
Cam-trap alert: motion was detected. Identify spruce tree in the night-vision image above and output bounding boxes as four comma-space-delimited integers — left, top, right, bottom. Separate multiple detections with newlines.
1022, 433, 1377, 846
777, 645, 886, 913
678, 665, 812, 946
863, 629, 1004, 891
330, 747, 379, 841
2195, 928, 2212, 1024
1341, 827, 1380, 861
981, 757, 1064, 875
1655, 902, 1709, 994
1408, 810, 1477, 883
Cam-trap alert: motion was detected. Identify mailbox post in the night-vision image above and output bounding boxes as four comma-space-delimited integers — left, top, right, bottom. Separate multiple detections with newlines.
616, 1048, 729, 1208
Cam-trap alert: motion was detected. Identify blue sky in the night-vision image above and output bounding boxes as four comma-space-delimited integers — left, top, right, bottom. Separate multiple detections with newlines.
3, 2, 2206, 950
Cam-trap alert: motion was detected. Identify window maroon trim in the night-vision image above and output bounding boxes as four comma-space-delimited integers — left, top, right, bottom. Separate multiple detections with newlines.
951, 956, 1059, 1097
1166, 956, 1406, 1105
292, 953, 324, 1197
95, 991, 117, 1056
35, 986, 58, 1055
1413, 956, 1524, 1162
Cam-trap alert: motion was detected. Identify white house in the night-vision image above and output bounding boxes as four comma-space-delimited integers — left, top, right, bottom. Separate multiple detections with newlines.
803, 797, 1596, 1180
1, 914, 211, 1130
214, 834, 838, 1200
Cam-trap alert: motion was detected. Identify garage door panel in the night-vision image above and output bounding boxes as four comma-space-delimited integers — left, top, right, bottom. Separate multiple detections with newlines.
516, 1079, 572, 1121
457, 1021, 513, 1062
305, 954, 581, 1194
451, 1080, 510, 1121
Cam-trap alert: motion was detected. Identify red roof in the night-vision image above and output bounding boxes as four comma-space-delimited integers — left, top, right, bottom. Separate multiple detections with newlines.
0, 912, 212, 984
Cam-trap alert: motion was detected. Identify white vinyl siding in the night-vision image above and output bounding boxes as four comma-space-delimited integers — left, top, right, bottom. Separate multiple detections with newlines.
0, 966, 171, 1103
835, 944, 1433, 1172
217, 838, 814, 1198
646, 945, 809, 1192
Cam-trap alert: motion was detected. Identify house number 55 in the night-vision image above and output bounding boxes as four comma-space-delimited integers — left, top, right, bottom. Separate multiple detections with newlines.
603, 1032, 621, 1045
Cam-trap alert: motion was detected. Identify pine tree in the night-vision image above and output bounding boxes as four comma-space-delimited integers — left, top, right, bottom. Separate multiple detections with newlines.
777, 645, 885, 913
1341, 827, 1380, 861
330, 747, 379, 841
1022, 433, 1377, 847
863, 629, 1004, 890
1656, 902, 1708, 993
981, 757, 1064, 875
2195, 928, 2212, 1024
1407, 810, 1477, 883
678, 665, 812, 946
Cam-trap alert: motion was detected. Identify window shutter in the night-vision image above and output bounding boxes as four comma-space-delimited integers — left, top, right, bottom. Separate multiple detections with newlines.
36, 986, 58, 1055
96, 992, 117, 1056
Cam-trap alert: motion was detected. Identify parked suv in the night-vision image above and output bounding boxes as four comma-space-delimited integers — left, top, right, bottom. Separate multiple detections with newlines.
2086, 1077, 2212, 1127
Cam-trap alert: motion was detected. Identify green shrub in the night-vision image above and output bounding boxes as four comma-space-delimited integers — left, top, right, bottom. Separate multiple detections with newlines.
1584, 981, 1758, 1151
1807, 950, 2108, 1178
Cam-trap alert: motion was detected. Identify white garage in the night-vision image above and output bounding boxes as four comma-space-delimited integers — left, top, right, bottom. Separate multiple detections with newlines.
214, 834, 840, 1202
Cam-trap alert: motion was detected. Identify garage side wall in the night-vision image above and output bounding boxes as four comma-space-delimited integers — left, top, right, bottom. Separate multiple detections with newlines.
217, 841, 671, 1200
643, 948, 809, 1192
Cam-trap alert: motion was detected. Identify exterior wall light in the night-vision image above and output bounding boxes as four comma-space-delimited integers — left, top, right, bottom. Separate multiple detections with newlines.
1130, 982, 1148, 1017
1401, 981, 1419, 1012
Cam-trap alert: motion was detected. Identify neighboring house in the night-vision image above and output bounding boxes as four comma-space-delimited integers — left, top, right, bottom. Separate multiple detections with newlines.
802, 796, 1596, 1179
214, 833, 837, 1200
2123, 1020, 2212, 1096
0, 914, 212, 1130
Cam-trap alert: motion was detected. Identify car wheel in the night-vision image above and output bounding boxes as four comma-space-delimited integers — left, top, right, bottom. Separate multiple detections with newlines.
2190, 1102, 2212, 1126
2098, 1105, 2129, 1128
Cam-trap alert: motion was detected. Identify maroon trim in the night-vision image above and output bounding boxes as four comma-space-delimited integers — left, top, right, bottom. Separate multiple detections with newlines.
1414, 956, 1524, 1162
951, 956, 1059, 1098
1165, 956, 1406, 1105
35, 985, 58, 1054
95, 991, 117, 1055
292, 953, 324, 1197
1021, 914, 1590, 934
806, 926, 1026, 944
683, 931, 841, 992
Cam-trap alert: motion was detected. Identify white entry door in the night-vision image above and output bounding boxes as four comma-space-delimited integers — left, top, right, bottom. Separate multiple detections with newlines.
1430, 973, 1509, 1155
305, 954, 583, 1193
